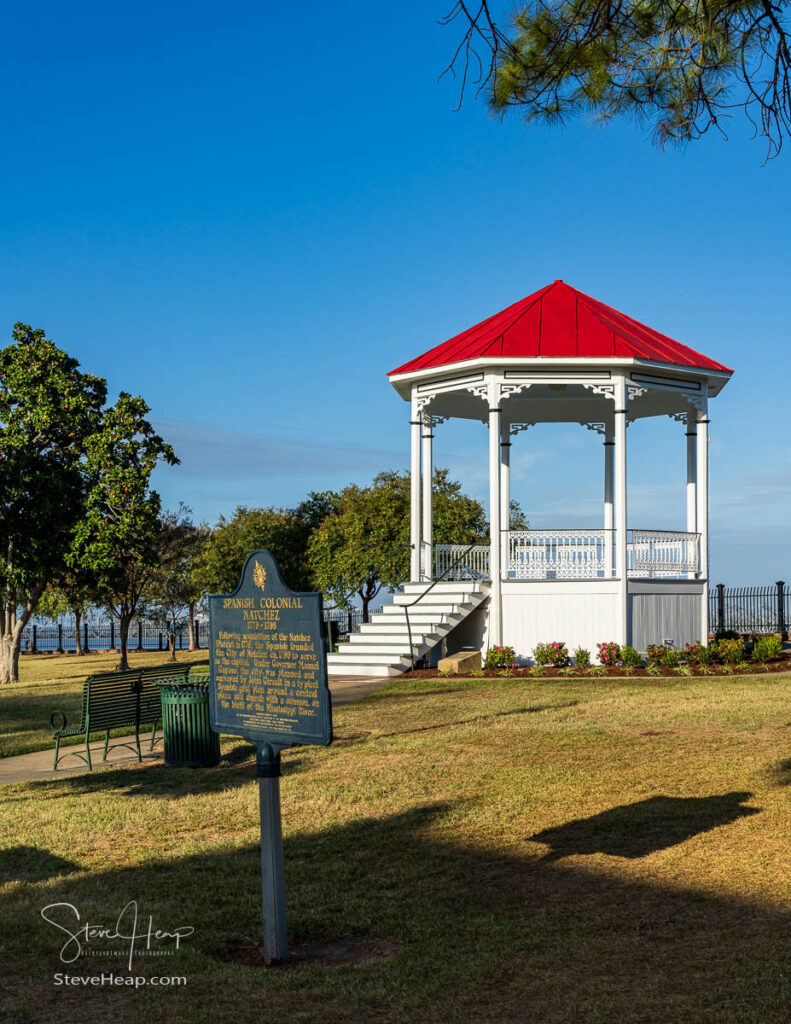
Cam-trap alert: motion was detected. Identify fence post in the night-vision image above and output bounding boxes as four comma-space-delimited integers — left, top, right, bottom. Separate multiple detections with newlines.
716, 583, 725, 635
195, 621, 200, 649
138, 621, 143, 650
347, 610, 353, 635
31, 625, 37, 654
57, 623, 63, 654
777, 581, 786, 639
84, 621, 89, 653
110, 620, 115, 651
158, 632, 163, 651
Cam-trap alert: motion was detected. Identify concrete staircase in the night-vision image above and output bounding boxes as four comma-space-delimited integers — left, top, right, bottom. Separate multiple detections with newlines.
326, 580, 490, 677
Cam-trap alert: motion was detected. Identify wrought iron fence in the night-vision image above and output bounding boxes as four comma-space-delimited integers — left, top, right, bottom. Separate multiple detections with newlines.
20, 606, 366, 653
708, 582, 789, 635
19, 620, 204, 653
323, 606, 364, 636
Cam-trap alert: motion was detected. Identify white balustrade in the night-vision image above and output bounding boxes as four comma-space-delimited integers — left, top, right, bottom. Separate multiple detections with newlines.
627, 530, 700, 577
434, 544, 490, 581
508, 530, 609, 579
434, 529, 700, 581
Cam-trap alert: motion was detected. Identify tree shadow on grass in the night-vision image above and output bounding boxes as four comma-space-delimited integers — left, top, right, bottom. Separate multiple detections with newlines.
0, 845, 80, 884
7, 798, 789, 1024
528, 792, 760, 859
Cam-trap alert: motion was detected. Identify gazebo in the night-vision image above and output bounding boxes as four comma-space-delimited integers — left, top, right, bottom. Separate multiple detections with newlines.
327, 280, 733, 675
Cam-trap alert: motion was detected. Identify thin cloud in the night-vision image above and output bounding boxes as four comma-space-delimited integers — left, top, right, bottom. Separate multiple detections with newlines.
153, 417, 403, 481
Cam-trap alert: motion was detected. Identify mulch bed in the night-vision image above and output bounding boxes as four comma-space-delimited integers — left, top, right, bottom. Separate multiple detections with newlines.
405, 653, 791, 680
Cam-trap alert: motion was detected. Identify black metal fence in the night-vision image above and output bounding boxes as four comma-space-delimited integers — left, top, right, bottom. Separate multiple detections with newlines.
709, 581, 789, 636
19, 620, 204, 654
324, 607, 364, 637
20, 607, 365, 653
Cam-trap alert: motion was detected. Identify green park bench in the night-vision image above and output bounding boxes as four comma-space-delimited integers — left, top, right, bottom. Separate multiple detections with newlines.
49, 662, 209, 770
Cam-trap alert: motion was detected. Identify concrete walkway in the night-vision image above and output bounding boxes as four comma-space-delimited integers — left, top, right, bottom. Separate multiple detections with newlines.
0, 675, 392, 787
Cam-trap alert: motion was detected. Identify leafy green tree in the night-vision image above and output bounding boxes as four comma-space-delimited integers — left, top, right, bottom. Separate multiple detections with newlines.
37, 569, 101, 656
70, 394, 178, 670
0, 324, 106, 683
192, 493, 339, 597
145, 505, 209, 656
309, 468, 511, 622
444, 1, 791, 155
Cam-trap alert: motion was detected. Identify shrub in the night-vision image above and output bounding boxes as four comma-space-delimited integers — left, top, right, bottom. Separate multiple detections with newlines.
533, 642, 551, 667
646, 664, 663, 677
645, 644, 667, 667
715, 638, 745, 665
484, 646, 516, 670
597, 641, 621, 666
676, 665, 694, 676
621, 645, 642, 670
753, 635, 783, 664
574, 647, 591, 669
589, 665, 606, 677
697, 645, 716, 667
545, 641, 570, 667
684, 641, 706, 664
529, 665, 545, 678
662, 647, 682, 668
714, 629, 740, 642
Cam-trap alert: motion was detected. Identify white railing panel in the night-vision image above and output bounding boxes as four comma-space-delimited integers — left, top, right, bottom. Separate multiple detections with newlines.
434, 544, 490, 581
508, 530, 608, 579
628, 530, 700, 578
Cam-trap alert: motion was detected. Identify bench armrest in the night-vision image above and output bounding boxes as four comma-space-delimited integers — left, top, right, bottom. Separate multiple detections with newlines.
50, 710, 69, 733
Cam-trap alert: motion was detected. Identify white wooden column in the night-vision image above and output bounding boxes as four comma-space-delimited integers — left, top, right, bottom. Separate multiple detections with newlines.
614, 376, 628, 646
488, 383, 502, 646
686, 409, 697, 580
603, 429, 614, 577
696, 400, 709, 644
409, 390, 421, 582
421, 413, 433, 581
500, 425, 511, 579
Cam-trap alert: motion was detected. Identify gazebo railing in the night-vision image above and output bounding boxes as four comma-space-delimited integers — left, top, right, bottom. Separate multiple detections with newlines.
434, 544, 490, 580
627, 529, 700, 577
434, 529, 700, 580
509, 530, 609, 579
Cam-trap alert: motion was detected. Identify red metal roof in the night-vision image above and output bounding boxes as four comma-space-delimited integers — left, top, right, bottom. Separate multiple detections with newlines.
389, 280, 733, 376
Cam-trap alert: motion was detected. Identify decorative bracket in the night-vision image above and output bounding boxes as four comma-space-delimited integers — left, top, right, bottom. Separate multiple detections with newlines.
509, 421, 535, 437
583, 421, 607, 436
582, 383, 616, 401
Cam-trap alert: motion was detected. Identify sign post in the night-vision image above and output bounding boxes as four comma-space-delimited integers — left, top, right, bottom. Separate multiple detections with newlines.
208, 550, 333, 964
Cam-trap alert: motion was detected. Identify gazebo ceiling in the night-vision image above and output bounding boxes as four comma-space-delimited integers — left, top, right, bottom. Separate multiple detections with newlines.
389, 280, 733, 378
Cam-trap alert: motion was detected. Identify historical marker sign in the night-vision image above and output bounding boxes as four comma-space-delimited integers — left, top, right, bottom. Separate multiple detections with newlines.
208, 549, 332, 751
207, 550, 333, 964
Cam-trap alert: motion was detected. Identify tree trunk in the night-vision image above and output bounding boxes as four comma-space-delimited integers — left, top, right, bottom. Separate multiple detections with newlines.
74, 607, 84, 657
0, 581, 43, 684
188, 601, 196, 650
118, 614, 133, 670
0, 630, 22, 685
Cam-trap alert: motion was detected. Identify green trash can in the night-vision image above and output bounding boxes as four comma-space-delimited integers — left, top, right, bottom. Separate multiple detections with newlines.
158, 674, 220, 767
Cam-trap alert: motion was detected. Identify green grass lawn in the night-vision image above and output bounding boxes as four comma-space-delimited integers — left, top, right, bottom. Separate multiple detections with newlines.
2, 671, 791, 1023
0, 651, 209, 758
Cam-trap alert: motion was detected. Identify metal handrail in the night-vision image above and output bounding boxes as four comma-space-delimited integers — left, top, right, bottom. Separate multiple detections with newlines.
403, 541, 481, 671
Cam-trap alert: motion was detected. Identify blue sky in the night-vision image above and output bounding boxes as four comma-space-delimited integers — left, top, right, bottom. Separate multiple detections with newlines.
1, 1, 788, 584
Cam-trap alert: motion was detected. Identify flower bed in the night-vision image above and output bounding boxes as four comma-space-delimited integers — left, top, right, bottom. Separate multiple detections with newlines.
405, 652, 791, 679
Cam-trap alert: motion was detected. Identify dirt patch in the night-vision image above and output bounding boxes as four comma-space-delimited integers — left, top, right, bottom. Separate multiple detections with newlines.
223, 935, 400, 969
